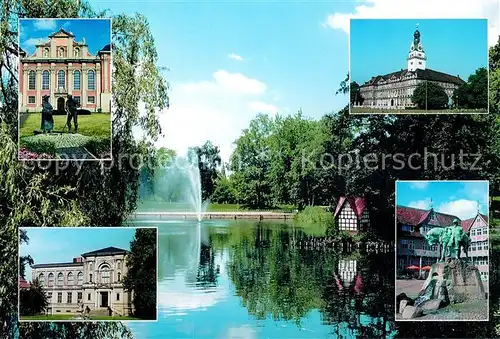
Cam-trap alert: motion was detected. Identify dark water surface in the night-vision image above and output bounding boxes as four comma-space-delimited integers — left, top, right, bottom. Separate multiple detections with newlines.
128, 220, 397, 338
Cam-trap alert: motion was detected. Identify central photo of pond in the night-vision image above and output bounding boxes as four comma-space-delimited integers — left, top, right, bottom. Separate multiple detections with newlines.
127, 220, 396, 338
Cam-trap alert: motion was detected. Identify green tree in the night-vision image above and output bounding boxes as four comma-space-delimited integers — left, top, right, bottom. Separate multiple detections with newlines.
189, 141, 222, 201
0, 0, 168, 337
230, 114, 275, 209
412, 81, 449, 109
467, 67, 488, 109
124, 228, 157, 320
20, 278, 48, 316
212, 176, 237, 204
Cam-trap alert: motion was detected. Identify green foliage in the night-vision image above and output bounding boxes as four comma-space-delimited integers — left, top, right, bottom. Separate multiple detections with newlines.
0, 0, 169, 337
85, 136, 112, 157
123, 228, 157, 320
453, 67, 488, 109
295, 206, 334, 228
412, 81, 449, 109
20, 136, 57, 155
189, 140, 222, 201
19, 278, 48, 316
211, 176, 237, 204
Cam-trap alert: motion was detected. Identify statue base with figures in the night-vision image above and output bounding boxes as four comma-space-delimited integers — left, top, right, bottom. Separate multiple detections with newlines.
397, 258, 486, 319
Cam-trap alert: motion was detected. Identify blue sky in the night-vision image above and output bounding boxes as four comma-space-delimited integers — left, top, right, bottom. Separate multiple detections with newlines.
19, 19, 111, 55
19, 227, 139, 282
85, 0, 500, 162
350, 19, 488, 85
396, 181, 488, 220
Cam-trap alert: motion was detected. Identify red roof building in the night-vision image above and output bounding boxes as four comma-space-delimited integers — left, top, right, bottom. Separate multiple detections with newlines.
334, 197, 370, 234
19, 276, 31, 289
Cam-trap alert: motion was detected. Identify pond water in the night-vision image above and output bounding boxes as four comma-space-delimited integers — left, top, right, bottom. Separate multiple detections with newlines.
127, 220, 397, 339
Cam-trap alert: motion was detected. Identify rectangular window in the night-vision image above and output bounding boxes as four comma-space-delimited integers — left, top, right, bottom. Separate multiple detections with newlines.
77, 292, 82, 301
57, 292, 62, 303
28, 96, 35, 104
67, 292, 72, 304
471, 229, 476, 236
408, 241, 415, 250
477, 228, 482, 236
47, 292, 52, 300
88, 96, 95, 104
483, 227, 488, 235
477, 242, 483, 251
74, 96, 81, 105
116, 293, 120, 301
88, 293, 91, 301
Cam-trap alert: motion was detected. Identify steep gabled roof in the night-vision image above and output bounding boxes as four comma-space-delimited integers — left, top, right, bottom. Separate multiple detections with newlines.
396, 206, 459, 227
81, 246, 128, 258
479, 213, 489, 223
334, 197, 367, 219
461, 217, 475, 233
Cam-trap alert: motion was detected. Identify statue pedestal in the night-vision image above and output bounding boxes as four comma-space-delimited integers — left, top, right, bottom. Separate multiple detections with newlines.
419, 259, 485, 304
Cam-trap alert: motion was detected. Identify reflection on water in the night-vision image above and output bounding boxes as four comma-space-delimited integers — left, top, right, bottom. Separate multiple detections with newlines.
129, 220, 397, 338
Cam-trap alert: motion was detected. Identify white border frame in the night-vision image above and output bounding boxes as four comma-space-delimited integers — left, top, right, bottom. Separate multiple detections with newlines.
348, 18, 489, 115
394, 179, 490, 322
17, 18, 114, 161
17, 226, 159, 323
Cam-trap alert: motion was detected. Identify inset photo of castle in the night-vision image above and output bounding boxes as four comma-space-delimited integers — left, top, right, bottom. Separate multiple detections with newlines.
349, 19, 488, 114
18, 227, 157, 321
18, 18, 112, 160
395, 180, 489, 321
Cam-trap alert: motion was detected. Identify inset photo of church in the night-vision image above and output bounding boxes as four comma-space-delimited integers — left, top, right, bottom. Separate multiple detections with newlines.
18, 226, 158, 321
395, 180, 489, 321
18, 18, 112, 160
349, 19, 488, 114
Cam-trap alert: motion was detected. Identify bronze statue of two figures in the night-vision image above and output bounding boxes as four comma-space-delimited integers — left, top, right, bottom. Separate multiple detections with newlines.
40, 94, 80, 133
424, 219, 471, 262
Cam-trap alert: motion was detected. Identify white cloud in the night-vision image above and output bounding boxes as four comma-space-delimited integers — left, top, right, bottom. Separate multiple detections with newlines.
409, 181, 429, 190
23, 38, 47, 47
408, 198, 432, 210
155, 70, 280, 162
437, 199, 479, 219
324, 0, 500, 46
248, 101, 279, 115
228, 53, 244, 61
180, 70, 266, 96
33, 19, 57, 31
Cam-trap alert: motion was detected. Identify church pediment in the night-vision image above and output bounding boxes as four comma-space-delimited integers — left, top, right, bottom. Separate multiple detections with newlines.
49, 28, 75, 38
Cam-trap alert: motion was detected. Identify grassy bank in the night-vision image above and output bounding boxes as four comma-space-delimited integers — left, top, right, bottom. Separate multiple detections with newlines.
137, 200, 296, 213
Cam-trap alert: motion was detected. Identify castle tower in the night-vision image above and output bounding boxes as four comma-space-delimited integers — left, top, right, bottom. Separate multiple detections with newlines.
407, 24, 427, 71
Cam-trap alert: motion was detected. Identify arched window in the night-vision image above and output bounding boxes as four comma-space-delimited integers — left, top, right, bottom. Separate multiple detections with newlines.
58, 47, 64, 58
89, 273, 93, 283
87, 70, 95, 90
42, 70, 49, 90
28, 71, 36, 90
43, 48, 49, 57
117, 261, 121, 269
57, 70, 65, 89
57, 272, 64, 286
48, 273, 54, 286
73, 70, 81, 90
74, 47, 80, 57
77, 272, 83, 285
38, 273, 45, 286
100, 264, 110, 283
67, 272, 74, 285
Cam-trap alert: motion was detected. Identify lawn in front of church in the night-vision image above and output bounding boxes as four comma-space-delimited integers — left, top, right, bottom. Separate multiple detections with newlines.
19, 112, 111, 138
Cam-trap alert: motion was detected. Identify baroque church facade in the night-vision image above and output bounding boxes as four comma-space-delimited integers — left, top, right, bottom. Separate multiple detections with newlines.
31, 247, 133, 316
356, 25, 465, 110
19, 28, 111, 113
